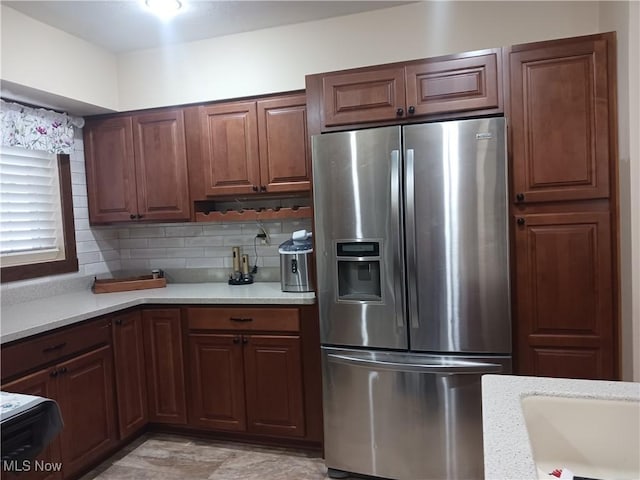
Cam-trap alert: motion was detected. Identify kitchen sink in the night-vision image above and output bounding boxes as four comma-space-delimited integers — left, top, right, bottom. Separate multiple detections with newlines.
521, 394, 640, 480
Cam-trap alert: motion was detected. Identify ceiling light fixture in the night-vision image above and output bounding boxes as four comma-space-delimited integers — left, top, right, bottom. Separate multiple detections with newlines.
144, 0, 183, 19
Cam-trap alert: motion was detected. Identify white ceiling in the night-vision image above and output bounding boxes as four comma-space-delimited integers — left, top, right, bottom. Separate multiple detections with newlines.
4, 0, 409, 53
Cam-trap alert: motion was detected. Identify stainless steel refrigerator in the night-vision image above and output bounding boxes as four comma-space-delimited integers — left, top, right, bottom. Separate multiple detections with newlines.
312, 117, 511, 480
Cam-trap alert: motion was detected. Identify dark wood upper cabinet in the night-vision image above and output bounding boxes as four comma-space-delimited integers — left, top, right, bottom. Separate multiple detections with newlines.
321, 67, 406, 126
257, 94, 311, 193
405, 49, 501, 117
84, 117, 137, 224
514, 211, 614, 379
132, 110, 190, 220
508, 34, 613, 203
112, 310, 148, 440
195, 93, 310, 198
308, 48, 502, 132
142, 308, 187, 425
84, 109, 190, 224
199, 101, 260, 196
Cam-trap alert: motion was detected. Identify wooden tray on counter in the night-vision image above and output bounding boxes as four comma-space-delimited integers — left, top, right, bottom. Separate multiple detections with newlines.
92, 275, 167, 294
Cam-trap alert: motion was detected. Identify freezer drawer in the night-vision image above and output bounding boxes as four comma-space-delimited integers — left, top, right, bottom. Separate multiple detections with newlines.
322, 347, 511, 480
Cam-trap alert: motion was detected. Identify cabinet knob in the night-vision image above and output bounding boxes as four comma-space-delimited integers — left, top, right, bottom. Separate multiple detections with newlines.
408, 106, 416, 115
50, 369, 58, 377
242, 336, 248, 344
396, 107, 404, 117
260, 185, 267, 192
130, 214, 136, 220
516, 193, 525, 202
115, 319, 122, 325
516, 217, 525, 226
252, 185, 259, 192
137, 214, 144, 219
233, 336, 240, 344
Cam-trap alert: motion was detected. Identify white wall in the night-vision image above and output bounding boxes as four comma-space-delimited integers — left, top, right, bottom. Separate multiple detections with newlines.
599, 1, 640, 382
0, 5, 119, 112
117, 1, 601, 110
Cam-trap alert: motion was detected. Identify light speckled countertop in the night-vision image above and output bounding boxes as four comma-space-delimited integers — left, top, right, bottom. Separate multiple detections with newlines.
0, 282, 315, 344
482, 374, 640, 480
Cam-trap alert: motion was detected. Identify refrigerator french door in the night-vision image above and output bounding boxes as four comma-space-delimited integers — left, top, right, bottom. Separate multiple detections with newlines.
312, 117, 511, 480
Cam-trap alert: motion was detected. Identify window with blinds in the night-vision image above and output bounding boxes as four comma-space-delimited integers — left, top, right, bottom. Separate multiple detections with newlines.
0, 146, 66, 267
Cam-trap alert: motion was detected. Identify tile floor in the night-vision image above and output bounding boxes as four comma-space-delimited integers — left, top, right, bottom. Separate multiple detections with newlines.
79, 434, 330, 480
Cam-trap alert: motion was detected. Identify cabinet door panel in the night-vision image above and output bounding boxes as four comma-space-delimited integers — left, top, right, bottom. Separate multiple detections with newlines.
84, 117, 137, 224
142, 309, 187, 424
244, 335, 305, 437
1, 370, 62, 480
514, 211, 614, 379
405, 49, 501, 116
322, 67, 406, 127
509, 36, 611, 202
188, 334, 246, 431
200, 101, 260, 196
257, 94, 310, 193
56, 346, 116, 479
132, 110, 190, 221
112, 310, 148, 439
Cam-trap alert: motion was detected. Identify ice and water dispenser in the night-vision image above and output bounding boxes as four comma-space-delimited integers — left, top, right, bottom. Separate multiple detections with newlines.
336, 241, 382, 302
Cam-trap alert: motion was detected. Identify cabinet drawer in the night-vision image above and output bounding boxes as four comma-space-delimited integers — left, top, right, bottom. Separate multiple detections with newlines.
187, 308, 300, 332
1, 317, 112, 380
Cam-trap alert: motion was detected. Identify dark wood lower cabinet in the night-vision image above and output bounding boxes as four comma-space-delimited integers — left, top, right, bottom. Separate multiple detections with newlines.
56, 346, 117, 478
142, 309, 187, 424
244, 335, 305, 437
188, 333, 305, 438
2, 370, 63, 480
188, 334, 246, 431
112, 310, 148, 439
514, 210, 615, 379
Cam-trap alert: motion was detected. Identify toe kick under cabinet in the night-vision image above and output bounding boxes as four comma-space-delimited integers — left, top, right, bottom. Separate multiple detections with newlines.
186, 307, 307, 439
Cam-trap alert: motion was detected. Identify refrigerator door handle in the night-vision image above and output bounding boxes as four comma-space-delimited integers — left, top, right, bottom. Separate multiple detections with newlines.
405, 148, 419, 329
327, 353, 504, 374
390, 149, 405, 328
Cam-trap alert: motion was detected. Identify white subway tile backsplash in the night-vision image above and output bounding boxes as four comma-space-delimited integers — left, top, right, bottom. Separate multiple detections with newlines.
165, 247, 204, 258
184, 236, 224, 247
148, 237, 185, 248
129, 226, 166, 238
148, 258, 187, 269
130, 248, 167, 259
119, 238, 149, 249
185, 257, 225, 268
165, 225, 204, 237
71, 172, 86, 185
73, 207, 89, 219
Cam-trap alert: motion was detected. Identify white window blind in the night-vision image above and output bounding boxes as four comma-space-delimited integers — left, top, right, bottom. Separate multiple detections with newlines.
0, 145, 66, 267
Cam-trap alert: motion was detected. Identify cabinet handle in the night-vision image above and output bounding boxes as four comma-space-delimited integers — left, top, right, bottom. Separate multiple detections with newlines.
43, 342, 66, 353
137, 214, 144, 219
242, 336, 248, 344
252, 185, 259, 192
233, 336, 240, 344
50, 369, 58, 377
396, 107, 404, 117
115, 319, 122, 325
229, 317, 253, 322
516, 193, 525, 202
260, 185, 267, 192
59, 367, 67, 374
130, 214, 136, 220
408, 106, 416, 115
516, 217, 525, 226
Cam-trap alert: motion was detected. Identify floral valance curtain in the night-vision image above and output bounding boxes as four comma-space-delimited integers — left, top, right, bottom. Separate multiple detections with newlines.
0, 99, 85, 154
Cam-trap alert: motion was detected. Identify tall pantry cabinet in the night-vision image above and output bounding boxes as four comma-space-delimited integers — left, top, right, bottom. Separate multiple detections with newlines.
507, 32, 619, 379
